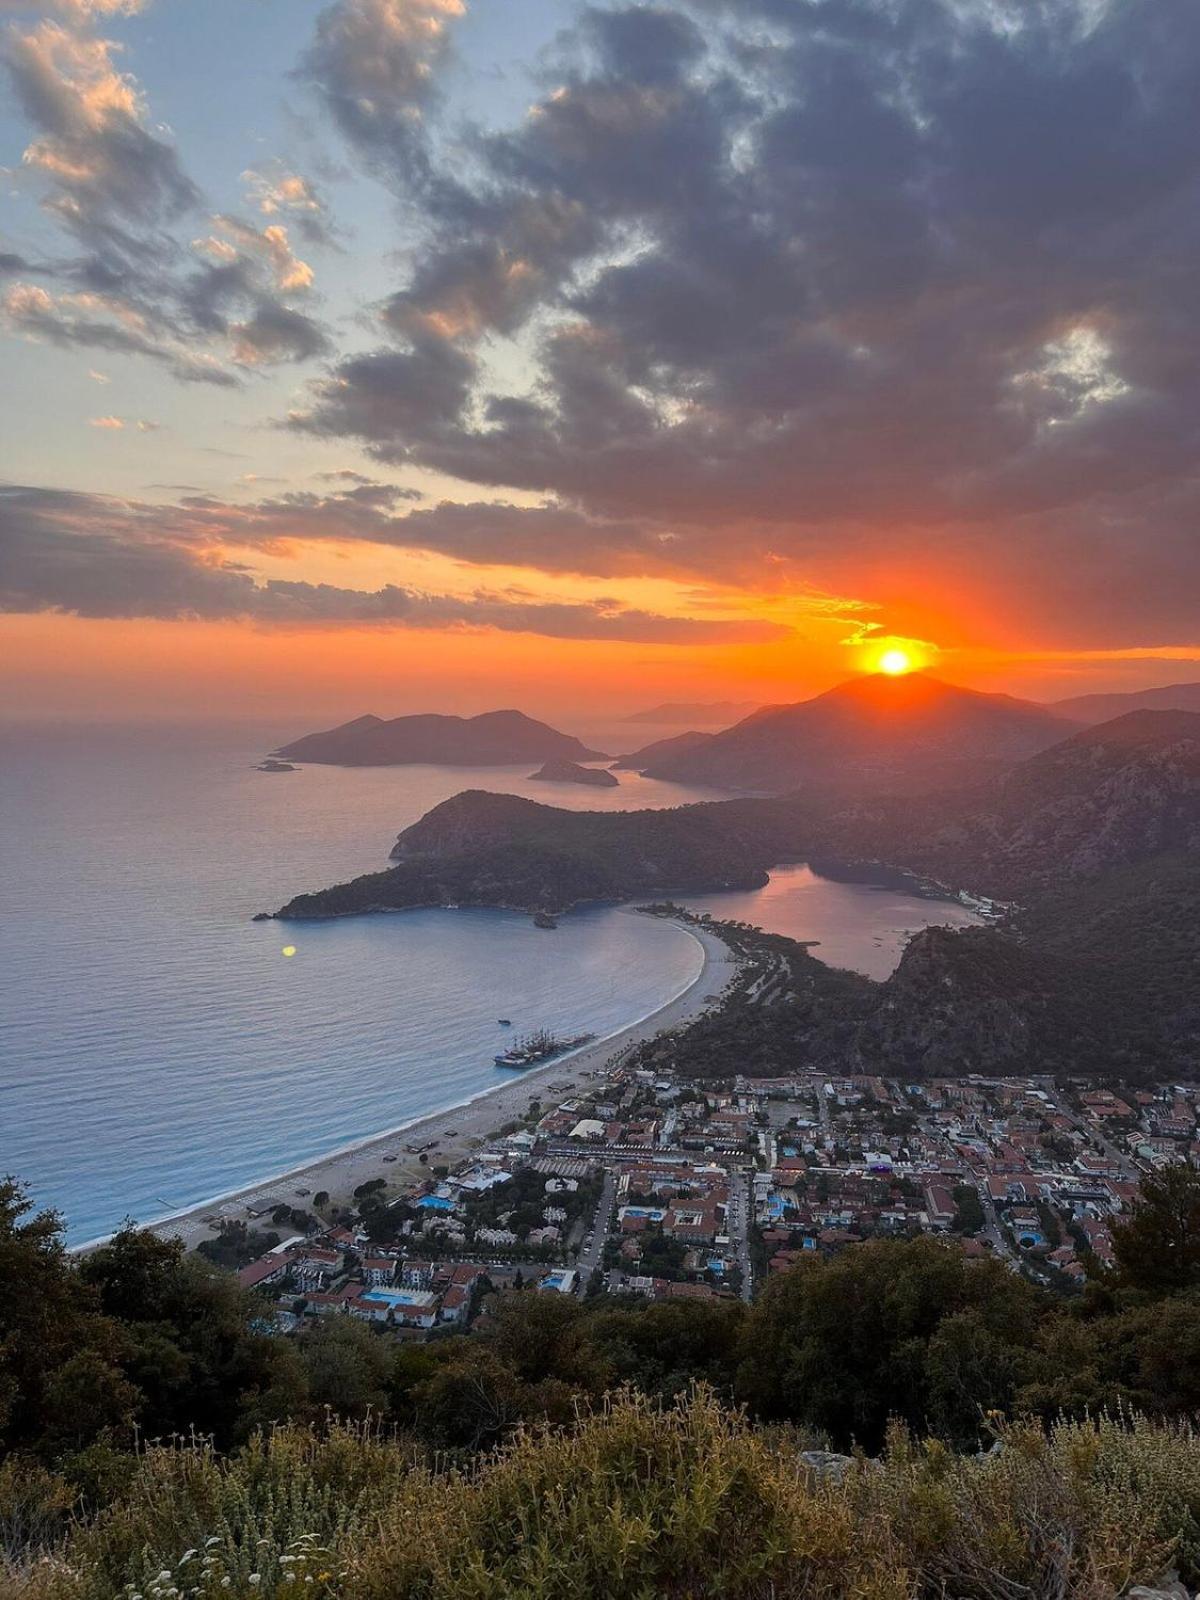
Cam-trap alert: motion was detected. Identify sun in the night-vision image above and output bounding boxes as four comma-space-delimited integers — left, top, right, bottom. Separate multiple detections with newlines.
878, 648, 915, 676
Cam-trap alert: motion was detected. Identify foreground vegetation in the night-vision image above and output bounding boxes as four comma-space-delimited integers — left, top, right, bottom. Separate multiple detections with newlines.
5, 1394, 1200, 1600
6, 1168, 1200, 1594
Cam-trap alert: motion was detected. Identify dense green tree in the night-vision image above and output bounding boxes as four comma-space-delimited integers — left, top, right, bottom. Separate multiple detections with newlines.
79, 1225, 304, 1446
587, 1299, 745, 1402
299, 1319, 392, 1420
1112, 1161, 1200, 1293
0, 1180, 133, 1458
737, 1237, 1042, 1449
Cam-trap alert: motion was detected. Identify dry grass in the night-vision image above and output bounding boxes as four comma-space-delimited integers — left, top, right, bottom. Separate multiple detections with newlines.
4, 1393, 1198, 1600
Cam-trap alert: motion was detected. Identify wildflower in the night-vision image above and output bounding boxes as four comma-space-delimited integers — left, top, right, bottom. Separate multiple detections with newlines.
249, 1578, 261, 1587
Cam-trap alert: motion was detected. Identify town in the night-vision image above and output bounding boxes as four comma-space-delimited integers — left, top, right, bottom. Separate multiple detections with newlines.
214, 1028, 1196, 1339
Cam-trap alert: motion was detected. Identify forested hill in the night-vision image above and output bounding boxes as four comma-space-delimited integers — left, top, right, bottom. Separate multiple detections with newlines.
274, 791, 813, 920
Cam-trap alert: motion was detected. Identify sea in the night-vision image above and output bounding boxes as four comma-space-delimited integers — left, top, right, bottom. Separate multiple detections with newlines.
0, 721, 980, 1244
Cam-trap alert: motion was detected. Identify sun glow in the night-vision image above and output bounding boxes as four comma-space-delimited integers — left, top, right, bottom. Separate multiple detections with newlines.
878, 647, 915, 675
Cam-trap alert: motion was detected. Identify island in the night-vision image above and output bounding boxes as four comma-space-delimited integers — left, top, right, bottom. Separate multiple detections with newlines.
528, 759, 619, 787
271, 709, 607, 767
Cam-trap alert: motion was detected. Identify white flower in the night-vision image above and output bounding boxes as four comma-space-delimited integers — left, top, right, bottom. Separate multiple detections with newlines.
249, 1578, 261, 1587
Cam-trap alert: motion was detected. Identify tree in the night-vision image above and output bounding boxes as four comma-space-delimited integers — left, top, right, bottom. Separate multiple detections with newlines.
737, 1237, 1042, 1450
0, 1179, 133, 1458
79, 1225, 304, 1446
1112, 1163, 1200, 1295
300, 1319, 392, 1420
951, 1185, 984, 1235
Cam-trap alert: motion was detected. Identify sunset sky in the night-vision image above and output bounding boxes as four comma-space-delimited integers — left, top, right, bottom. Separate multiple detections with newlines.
3, 0, 1199, 722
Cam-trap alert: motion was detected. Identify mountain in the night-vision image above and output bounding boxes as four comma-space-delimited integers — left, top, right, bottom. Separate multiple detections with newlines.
274, 709, 606, 767
1050, 679, 1200, 725
623, 700, 761, 725
876, 709, 1200, 897
529, 759, 619, 787
642, 673, 1075, 794
610, 730, 713, 770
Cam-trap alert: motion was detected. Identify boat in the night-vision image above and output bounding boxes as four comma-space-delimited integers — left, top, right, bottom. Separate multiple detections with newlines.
498, 1018, 512, 1026
493, 1027, 596, 1069
533, 911, 558, 929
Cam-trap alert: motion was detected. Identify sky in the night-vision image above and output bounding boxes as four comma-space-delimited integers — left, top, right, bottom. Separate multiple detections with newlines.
2, 0, 1200, 724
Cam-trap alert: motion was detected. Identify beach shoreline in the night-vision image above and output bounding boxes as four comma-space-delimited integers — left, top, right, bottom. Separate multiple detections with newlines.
110, 916, 735, 1255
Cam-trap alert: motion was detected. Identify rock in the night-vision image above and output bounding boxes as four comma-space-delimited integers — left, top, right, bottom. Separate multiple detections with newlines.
798, 1450, 855, 1484
1125, 1576, 1190, 1600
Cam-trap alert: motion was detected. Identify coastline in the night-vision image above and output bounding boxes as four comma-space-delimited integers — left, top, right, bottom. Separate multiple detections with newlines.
116, 916, 735, 1255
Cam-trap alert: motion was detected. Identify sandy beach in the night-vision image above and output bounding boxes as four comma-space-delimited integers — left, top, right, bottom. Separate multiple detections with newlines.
145, 917, 736, 1253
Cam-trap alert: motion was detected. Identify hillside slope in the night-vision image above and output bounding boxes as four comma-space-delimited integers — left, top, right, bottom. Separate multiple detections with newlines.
644, 673, 1074, 793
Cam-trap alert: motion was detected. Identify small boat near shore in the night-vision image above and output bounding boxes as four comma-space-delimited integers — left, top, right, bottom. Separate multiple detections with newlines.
493, 1027, 596, 1069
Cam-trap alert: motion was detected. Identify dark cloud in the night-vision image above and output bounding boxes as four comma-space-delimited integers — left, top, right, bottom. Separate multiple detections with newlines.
4, 19, 198, 235
291, 0, 1200, 649
0, 483, 787, 642
299, 0, 462, 174
230, 301, 331, 367
2, 13, 334, 380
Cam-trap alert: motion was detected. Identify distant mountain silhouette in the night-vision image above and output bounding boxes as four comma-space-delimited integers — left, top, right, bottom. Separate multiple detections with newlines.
1050, 679, 1200, 725
274, 710, 606, 767
641, 673, 1075, 793
623, 701, 761, 725
610, 730, 713, 770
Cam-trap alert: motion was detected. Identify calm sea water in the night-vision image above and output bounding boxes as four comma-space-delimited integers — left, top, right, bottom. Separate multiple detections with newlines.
0, 723, 977, 1243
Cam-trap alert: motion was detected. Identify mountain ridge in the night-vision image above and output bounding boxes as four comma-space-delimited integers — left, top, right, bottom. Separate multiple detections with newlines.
642, 673, 1076, 794
1050, 679, 1200, 725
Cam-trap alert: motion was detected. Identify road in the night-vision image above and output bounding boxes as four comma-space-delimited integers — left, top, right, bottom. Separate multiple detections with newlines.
726, 1168, 754, 1301
576, 1170, 616, 1294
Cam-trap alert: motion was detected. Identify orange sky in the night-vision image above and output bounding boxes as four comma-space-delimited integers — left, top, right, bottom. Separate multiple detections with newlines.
7, 603, 1199, 727
4, 1, 1200, 724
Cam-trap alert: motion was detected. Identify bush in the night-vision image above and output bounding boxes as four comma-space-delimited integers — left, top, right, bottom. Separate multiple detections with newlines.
10, 1393, 1199, 1600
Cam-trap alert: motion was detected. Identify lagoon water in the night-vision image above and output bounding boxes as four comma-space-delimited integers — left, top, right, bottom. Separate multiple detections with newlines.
1, 722, 977, 1243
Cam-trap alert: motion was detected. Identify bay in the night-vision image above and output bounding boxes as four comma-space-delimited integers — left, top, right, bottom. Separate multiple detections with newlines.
0, 722, 977, 1242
